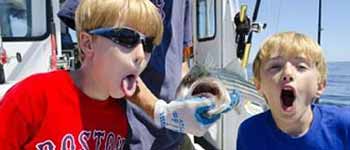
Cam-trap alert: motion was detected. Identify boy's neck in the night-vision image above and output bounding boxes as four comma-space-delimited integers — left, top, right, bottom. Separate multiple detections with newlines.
70, 69, 109, 101
273, 107, 313, 137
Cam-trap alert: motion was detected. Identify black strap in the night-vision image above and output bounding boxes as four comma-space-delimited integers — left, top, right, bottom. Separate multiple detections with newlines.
194, 136, 219, 150
0, 64, 5, 84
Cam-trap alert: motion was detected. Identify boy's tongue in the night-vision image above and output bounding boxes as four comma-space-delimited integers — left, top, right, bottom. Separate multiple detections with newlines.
121, 75, 137, 97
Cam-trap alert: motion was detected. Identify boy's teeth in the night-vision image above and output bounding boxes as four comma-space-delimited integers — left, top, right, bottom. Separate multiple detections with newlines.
282, 86, 292, 90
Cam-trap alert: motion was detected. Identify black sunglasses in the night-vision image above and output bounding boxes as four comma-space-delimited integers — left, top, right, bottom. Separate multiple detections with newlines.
88, 27, 155, 53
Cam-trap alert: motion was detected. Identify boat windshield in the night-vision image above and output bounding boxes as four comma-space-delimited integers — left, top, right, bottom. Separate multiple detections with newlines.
0, 0, 48, 40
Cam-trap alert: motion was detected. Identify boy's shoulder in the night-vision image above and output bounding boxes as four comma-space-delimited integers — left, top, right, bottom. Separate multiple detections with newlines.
315, 104, 350, 126
1, 70, 71, 116
25, 70, 68, 81
5, 70, 69, 96
239, 110, 271, 131
23, 70, 67, 83
316, 103, 350, 115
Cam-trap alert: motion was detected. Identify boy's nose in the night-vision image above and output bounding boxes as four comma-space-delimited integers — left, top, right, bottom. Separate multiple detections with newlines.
283, 76, 294, 82
281, 63, 295, 82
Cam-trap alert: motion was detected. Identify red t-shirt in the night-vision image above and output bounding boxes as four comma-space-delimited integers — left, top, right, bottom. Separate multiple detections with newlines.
0, 70, 128, 150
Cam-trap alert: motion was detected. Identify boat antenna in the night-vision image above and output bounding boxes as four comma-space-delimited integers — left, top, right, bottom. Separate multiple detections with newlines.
317, 0, 322, 45
314, 0, 322, 104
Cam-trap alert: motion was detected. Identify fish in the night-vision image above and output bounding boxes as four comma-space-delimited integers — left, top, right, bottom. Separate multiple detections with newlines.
175, 63, 268, 117
175, 64, 238, 116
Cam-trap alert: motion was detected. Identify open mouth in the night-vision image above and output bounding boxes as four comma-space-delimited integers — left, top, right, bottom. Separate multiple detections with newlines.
121, 74, 137, 97
191, 82, 221, 99
280, 87, 296, 111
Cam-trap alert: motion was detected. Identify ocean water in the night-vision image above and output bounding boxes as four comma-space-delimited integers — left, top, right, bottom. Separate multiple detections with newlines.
247, 62, 350, 106
320, 62, 350, 106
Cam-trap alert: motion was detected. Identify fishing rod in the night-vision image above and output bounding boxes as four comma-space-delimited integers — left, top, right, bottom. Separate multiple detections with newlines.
0, 26, 5, 84
315, 0, 322, 103
317, 0, 322, 45
234, 0, 265, 68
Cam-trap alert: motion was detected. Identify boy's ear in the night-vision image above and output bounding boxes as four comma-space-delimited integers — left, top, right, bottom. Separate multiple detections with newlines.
79, 32, 94, 55
254, 78, 269, 104
254, 78, 260, 90
315, 80, 326, 98
254, 78, 263, 93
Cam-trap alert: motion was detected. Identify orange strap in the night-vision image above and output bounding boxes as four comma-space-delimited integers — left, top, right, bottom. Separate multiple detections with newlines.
183, 47, 193, 61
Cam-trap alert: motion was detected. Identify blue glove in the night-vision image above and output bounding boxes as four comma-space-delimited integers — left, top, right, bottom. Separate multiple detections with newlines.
206, 89, 241, 115
154, 90, 241, 136
154, 95, 235, 136
154, 96, 221, 136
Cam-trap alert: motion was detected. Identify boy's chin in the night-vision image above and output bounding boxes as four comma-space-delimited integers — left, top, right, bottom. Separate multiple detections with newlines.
277, 105, 297, 118
112, 96, 124, 99
281, 105, 296, 114
110, 91, 125, 99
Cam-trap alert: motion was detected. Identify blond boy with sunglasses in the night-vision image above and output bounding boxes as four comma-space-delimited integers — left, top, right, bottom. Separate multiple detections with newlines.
0, 0, 233, 149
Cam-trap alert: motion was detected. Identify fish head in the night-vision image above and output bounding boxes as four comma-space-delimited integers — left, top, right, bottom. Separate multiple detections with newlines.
176, 65, 231, 110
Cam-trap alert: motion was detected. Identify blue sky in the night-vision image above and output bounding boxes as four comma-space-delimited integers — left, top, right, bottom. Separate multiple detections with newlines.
240, 0, 350, 62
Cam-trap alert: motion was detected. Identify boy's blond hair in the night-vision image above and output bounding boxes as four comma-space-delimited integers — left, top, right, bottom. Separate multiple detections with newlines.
253, 32, 327, 84
75, 0, 163, 61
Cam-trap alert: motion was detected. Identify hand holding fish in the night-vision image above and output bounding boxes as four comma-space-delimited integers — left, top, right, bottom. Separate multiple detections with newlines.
154, 64, 241, 136
126, 67, 241, 136
153, 90, 240, 137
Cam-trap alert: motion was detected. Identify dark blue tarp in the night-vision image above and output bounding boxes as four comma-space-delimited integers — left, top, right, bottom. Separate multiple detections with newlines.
57, 0, 79, 30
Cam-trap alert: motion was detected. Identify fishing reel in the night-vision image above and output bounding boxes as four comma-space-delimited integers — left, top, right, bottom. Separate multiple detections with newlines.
251, 22, 267, 33
234, 2, 266, 67
234, 5, 266, 36
234, 5, 250, 60
234, 5, 250, 42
